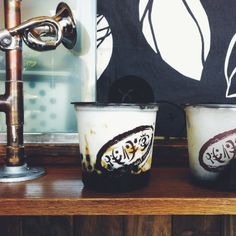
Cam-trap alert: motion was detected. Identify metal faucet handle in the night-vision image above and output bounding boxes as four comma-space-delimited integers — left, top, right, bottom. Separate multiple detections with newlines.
0, 2, 77, 52
17, 17, 62, 51
0, 17, 62, 51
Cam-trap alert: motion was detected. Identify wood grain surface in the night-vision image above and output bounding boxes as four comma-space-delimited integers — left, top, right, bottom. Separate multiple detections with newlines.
2, 215, 235, 236
0, 167, 236, 215
124, 216, 172, 236
74, 216, 124, 236
172, 216, 222, 236
22, 216, 73, 236
221, 216, 236, 236
0, 139, 189, 167
0, 140, 233, 235
0, 216, 21, 236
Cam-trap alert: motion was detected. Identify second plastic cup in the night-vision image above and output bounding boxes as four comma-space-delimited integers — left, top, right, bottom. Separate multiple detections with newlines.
185, 104, 236, 190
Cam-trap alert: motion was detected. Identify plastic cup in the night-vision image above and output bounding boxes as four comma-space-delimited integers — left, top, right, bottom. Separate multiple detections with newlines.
73, 102, 158, 192
185, 104, 236, 190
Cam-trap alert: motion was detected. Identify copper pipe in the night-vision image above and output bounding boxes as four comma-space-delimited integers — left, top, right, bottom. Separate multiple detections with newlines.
5, 0, 22, 82
1, 0, 24, 166
0, 1, 76, 181
0, 1, 76, 168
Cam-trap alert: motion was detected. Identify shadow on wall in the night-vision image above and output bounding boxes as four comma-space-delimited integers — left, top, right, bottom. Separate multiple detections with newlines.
108, 75, 154, 103
108, 75, 186, 137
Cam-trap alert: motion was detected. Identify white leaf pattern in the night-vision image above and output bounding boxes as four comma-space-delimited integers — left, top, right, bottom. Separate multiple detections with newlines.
97, 14, 113, 80
139, 0, 211, 81
224, 33, 236, 98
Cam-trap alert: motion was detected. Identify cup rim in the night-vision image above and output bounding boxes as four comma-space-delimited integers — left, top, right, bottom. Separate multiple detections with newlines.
185, 103, 236, 109
72, 102, 159, 110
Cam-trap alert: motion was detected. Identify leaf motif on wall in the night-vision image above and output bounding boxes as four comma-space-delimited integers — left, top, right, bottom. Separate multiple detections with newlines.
97, 14, 113, 80
139, 0, 211, 81
224, 33, 236, 98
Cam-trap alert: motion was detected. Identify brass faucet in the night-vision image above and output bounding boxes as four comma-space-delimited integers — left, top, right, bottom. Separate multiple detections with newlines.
0, 0, 76, 182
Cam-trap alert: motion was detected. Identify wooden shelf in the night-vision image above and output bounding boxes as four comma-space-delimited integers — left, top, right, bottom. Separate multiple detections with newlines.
1, 166, 236, 215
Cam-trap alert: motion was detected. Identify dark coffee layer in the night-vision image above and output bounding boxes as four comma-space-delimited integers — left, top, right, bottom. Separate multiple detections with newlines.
191, 159, 236, 191
82, 170, 151, 193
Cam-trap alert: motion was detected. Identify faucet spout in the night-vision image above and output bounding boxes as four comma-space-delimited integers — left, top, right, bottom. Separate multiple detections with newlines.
0, 94, 9, 112
0, 86, 24, 166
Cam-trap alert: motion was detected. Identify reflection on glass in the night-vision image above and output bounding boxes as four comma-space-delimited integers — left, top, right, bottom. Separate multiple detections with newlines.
0, 0, 96, 133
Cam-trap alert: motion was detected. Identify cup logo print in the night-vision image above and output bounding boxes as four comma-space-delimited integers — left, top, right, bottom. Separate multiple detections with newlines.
199, 129, 236, 172
95, 125, 154, 174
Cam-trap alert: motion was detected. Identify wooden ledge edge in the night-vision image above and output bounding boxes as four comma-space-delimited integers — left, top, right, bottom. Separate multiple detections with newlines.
0, 198, 235, 216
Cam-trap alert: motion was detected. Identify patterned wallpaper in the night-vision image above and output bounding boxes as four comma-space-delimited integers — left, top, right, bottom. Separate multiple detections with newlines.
96, 0, 236, 137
